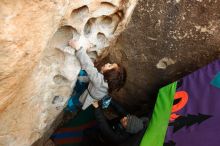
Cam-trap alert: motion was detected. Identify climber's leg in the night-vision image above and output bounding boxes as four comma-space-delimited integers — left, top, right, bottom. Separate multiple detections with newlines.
64, 70, 89, 113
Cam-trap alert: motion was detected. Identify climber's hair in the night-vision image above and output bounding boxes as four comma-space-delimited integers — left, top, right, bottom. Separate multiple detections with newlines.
103, 64, 127, 93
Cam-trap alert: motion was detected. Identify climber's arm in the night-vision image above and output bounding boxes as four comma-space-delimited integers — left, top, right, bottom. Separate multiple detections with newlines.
69, 39, 106, 87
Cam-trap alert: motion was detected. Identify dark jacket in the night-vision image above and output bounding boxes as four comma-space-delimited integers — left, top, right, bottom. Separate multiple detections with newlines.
119, 127, 146, 146
94, 108, 130, 143
94, 100, 147, 145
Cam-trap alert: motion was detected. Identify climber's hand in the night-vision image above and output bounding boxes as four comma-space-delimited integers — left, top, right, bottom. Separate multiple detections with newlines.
86, 44, 96, 52
92, 101, 99, 108
68, 39, 81, 50
78, 36, 94, 51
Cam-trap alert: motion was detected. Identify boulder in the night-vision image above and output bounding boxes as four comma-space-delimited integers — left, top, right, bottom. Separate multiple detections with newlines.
0, 0, 137, 145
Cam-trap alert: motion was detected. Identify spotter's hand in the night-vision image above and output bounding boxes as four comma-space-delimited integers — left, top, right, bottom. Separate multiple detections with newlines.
92, 101, 99, 108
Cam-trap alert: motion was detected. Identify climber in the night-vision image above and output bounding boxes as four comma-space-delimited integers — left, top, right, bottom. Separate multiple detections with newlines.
90, 99, 149, 145
63, 38, 127, 112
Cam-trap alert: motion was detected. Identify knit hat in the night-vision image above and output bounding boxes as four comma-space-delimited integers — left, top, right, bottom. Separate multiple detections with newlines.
125, 115, 144, 134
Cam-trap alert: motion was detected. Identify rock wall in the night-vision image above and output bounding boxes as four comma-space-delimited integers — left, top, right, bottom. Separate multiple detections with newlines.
0, 0, 137, 146
107, 0, 220, 112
